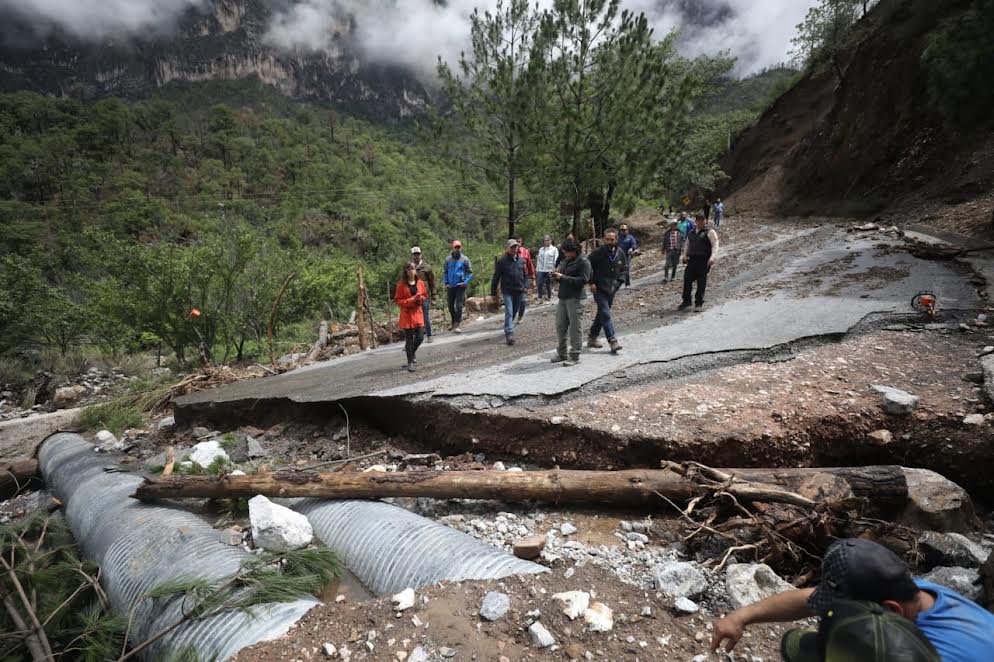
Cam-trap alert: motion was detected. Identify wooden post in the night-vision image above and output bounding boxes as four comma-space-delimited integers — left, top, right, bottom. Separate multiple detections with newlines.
356, 263, 368, 351
0, 458, 40, 500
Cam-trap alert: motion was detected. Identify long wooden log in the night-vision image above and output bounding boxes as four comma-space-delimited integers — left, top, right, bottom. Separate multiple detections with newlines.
0, 458, 41, 500
131, 465, 911, 508
134, 469, 698, 505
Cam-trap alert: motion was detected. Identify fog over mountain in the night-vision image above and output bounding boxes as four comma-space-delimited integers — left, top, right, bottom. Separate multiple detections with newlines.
0, 0, 815, 75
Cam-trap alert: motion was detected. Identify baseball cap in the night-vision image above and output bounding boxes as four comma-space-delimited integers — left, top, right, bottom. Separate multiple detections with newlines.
451, 240, 462, 249
781, 600, 941, 662
808, 539, 919, 615
410, 246, 421, 254
505, 238, 519, 249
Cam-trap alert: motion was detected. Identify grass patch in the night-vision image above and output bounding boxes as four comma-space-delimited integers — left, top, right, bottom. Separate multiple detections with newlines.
220, 432, 238, 450
79, 400, 144, 436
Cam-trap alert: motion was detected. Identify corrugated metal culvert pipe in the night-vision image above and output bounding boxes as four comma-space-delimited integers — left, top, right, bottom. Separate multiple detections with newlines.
38, 433, 318, 661
292, 499, 548, 596
39, 434, 548, 658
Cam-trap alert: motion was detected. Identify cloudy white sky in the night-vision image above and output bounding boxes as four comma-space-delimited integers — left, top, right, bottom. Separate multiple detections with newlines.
0, 0, 818, 75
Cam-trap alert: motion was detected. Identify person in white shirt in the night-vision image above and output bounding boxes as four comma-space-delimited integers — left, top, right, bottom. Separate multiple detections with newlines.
535, 235, 559, 303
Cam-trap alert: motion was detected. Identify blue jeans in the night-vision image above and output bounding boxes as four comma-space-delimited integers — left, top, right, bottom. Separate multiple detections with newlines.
421, 298, 432, 337
714, 214, 722, 228
502, 292, 524, 336
589, 290, 617, 341
537, 272, 553, 300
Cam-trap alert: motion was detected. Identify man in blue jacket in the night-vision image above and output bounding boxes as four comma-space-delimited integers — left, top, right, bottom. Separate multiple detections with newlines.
490, 239, 527, 346
617, 223, 638, 287
443, 240, 473, 333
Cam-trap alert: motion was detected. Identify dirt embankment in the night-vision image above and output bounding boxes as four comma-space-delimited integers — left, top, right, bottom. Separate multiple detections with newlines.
724, 0, 994, 235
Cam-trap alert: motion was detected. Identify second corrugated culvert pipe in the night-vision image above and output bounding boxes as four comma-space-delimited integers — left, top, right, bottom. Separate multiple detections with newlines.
292, 499, 548, 595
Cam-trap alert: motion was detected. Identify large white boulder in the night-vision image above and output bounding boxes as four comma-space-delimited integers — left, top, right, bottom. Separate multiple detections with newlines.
248, 495, 314, 552
871, 385, 919, 414
725, 563, 794, 610
190, 440, 228, 469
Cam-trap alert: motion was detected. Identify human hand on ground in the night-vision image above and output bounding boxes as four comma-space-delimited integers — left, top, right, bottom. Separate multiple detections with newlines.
710, 613, 745, 653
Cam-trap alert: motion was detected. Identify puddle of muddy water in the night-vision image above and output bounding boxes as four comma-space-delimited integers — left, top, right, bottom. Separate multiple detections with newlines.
320, 566, 375, 603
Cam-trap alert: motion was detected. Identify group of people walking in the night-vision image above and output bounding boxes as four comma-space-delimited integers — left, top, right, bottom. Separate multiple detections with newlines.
394, 210, 720, 370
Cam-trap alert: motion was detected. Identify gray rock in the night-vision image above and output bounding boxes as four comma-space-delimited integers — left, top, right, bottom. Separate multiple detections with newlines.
190, 440, 228, 469
191, 426, 212, 438
651, 561, 708, 598
921, 566, 982, 602
219, 528, 242, 546
964, 372, 985, 384
560, 522, 577, 536
625, 532, 649, 544
157, 416, 175, 431
982, 355, 994, 403
963, 414, 986, 426
246, 436, 267, 459
673, 597, 700, 614
871, 385, 919, 414
901, 468, 978, 533
919, 531, 987, 569
52, 385, 87, 408
480, 591, 511, 621
725, 564, 794, 610
529, 621, 556, 648
408, 646, 428, 662
440, 647, 456, 658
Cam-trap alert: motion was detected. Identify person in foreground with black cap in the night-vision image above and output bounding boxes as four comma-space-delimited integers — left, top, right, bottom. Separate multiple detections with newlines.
710, 538, 994, 661
780, 599, 941, 662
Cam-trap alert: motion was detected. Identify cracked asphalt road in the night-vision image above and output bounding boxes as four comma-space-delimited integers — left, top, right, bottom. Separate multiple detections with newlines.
175, 217, 980, 411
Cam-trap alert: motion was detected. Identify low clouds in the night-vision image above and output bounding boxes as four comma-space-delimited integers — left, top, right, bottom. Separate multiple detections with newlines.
0, 0, 818, 75
0, 0, 209, 39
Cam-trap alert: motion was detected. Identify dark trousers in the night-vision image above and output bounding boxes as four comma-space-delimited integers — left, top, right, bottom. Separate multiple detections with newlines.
682, 258, 710, 306
664, 249, 680, 280
536, 271, 553, 300
421, 298, 433, 337
404, 327, 424, 363
589, 290, 617, 340
447, 287, 466, 325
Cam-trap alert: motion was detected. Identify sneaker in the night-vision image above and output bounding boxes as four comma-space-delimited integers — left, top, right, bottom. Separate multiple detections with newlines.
678, 303, 691, 311
609, 338, 623, 354
506, 335, 516, 346
662, 278, 669, 283
425, 336, 433, 343
693, 304, 704, 312
587, 337, 604, 349
407, 363, 416, 373
563, 356, 580, 366
551, 354, 568, 364
453, 325, 463, 334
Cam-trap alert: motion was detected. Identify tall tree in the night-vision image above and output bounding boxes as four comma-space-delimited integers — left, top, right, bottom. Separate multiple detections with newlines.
790, 0, 876, 79
535, 0, 719, 236
437, 0, 545, 239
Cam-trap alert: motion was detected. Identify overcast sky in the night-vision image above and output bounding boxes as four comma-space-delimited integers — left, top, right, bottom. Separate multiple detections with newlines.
0, 0, 818, 76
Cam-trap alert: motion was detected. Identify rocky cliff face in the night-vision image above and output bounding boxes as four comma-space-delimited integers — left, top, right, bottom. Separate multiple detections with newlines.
0, 0, 429, 120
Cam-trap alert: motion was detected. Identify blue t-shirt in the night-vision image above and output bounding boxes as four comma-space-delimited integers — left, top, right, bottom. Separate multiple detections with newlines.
914, 579, 994, 662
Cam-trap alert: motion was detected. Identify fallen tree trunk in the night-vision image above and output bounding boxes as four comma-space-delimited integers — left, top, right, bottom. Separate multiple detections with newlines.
0, 458, 41, 500
132, 465, 911, 509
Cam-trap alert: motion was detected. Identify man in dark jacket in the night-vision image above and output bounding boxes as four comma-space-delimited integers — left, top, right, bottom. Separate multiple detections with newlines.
490, 238, 527, 345
680, 214, 719, 311
587, 228, 627, 354
551, 239, 591, 365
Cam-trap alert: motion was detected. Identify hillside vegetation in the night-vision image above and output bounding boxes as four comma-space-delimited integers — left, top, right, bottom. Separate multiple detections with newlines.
0, 80, 509, 373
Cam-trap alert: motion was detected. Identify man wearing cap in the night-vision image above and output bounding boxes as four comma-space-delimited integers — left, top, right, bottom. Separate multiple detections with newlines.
410, 247, 436, 343
711, 538, 994, 662
781, 599, 941, 662
491, 239, 527, 346
617, 224, 638, 287
443, 240, 473, 333
551, 239, 591, 365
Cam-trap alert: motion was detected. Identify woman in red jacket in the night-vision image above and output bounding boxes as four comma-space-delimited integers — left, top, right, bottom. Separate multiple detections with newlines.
395, 262, 428, 372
